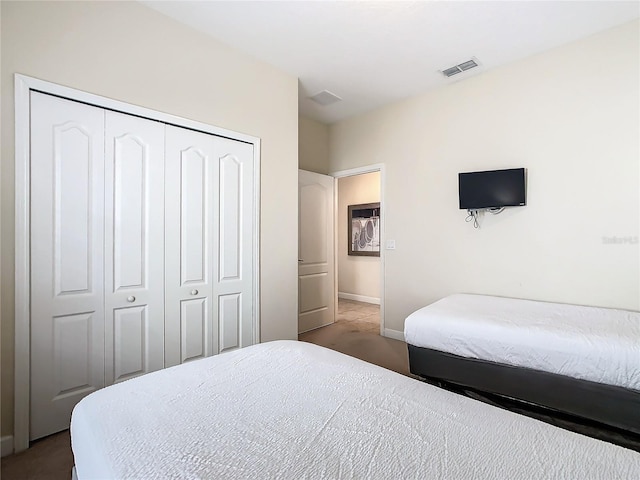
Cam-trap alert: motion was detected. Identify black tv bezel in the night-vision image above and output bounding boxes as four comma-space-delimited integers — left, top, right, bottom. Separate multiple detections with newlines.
458, 167, 526, 210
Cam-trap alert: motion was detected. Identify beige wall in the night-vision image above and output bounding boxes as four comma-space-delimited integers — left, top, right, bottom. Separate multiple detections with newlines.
299, 115, 330, 173
338, 173, 381, 300
1, 1, 299, 439
330, 20, 640, 333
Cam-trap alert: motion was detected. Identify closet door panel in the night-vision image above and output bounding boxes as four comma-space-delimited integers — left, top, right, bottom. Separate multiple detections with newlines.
219, 155, 241, 280
180, 298, 208, 363
113, 137, 144, 288
104, 111, 165, 385
113, 306, 147, 381
215, 138, 255, 353
219, 294, 241, 352
180, 149, 207, 285
165, 126, 218, 367
30, 92, 106, 440
52, 313, 95, 393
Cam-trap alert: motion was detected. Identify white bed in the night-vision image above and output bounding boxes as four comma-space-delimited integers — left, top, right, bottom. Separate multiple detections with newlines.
404, 293, 640, 390
71, 340, 639, 479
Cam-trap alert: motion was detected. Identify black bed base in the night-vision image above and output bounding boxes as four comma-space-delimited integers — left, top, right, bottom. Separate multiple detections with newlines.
407, 344, 640, 443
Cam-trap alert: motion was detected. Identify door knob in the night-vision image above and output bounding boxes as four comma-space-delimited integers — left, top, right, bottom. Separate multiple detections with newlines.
190, 289, 198, 295
127, 296, 136, 303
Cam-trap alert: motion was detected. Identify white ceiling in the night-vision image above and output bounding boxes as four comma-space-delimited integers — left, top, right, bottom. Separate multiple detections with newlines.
142, 1, 639, 124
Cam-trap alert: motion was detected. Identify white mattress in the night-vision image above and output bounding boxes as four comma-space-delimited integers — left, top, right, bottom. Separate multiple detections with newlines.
404, 294, 640, 390
71, 340, 639, 479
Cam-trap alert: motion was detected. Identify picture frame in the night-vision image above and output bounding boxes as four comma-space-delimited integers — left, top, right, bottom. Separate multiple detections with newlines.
348, 202, 380, 256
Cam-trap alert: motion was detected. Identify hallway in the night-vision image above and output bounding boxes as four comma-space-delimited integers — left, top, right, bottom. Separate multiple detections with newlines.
336, 298, 380, 332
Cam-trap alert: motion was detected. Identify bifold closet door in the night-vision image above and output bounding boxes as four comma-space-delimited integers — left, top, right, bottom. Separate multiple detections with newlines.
30, 92, 106, 440
103, 111, 165, 385
30, 93, 166, 440
164, 126, 255, 367
28, 89, 256, 439
215, 136, 255, 356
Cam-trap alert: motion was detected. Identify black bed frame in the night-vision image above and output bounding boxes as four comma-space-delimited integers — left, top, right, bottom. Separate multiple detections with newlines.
407, 344, 640, 444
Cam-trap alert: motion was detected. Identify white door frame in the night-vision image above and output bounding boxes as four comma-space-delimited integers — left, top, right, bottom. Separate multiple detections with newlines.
13, 74, 261, 452
330, 164, 395, 339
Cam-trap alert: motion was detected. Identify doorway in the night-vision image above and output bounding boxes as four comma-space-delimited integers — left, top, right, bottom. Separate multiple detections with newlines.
332, 165, 384, 335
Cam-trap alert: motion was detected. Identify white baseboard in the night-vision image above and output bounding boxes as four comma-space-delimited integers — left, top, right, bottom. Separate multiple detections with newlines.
1, 435, 14, 457
338, 292, 380, 305
383, 328, 405, 341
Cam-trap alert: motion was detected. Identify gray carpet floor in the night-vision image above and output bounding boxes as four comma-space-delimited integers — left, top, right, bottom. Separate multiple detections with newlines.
1, 299, 406, 479
298, 298, 411, 376
0, 430, 73, 480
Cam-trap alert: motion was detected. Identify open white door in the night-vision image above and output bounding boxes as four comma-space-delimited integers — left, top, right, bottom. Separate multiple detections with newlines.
298, 170, 336, 333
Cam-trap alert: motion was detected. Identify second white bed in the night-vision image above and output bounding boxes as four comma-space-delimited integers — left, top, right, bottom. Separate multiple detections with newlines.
404, 293, 640, 390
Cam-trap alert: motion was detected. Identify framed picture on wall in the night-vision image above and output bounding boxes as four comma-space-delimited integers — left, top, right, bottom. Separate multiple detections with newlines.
348, 203, 380, 256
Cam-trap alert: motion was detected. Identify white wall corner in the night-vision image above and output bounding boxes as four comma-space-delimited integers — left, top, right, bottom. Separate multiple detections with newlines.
338, 292, 380, 305
383, 328, 405, 341
1, 436, 14, 457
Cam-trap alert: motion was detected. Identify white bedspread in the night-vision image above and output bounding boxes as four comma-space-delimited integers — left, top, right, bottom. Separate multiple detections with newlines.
71, 340, 640, 479
404, 294, 640, 391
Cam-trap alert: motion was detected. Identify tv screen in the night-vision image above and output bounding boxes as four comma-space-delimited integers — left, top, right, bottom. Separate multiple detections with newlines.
458, 168, 526, 210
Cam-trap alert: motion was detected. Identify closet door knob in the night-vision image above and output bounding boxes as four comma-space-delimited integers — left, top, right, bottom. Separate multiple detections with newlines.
190, 289, 199, 295
127, 296, 136, 303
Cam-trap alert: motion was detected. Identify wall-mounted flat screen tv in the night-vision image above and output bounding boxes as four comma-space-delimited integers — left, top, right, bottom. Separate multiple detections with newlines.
458, 168, 526, 210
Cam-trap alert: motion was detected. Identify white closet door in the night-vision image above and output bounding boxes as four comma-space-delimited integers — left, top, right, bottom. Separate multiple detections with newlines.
164, 127, 254, 367
30, 92, 106, 440
104, 112, 165, 385
214, 137, 255, 354
165, 126, 218, 366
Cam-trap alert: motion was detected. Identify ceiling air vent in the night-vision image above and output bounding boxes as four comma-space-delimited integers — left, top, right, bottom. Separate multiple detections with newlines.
308, 90, 342, 106
441, 58, 481, 78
